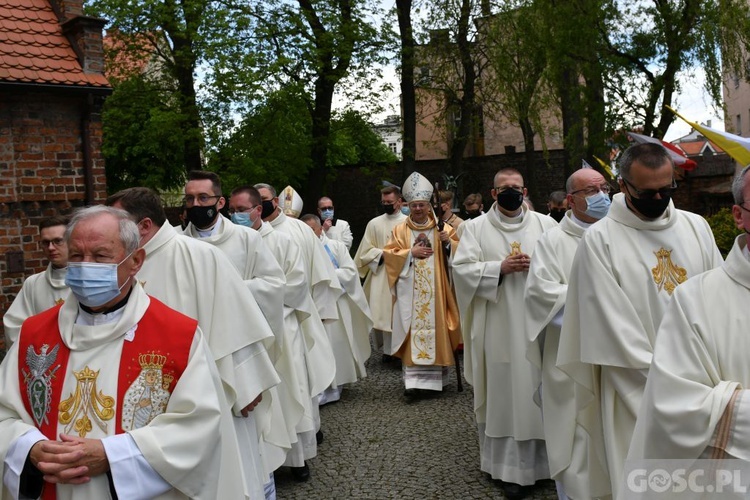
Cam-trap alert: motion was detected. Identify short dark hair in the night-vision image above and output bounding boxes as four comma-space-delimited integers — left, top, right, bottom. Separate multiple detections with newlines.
549, 190, 567, 202
494, 168, 524, 186
188, 170, 222, 196
231, 185, 262, 206
106, 187, 167, 226
381, 186, 402, 197
463, 193, 482, 207
618, 143, 674, 181
39, 215, 69, 231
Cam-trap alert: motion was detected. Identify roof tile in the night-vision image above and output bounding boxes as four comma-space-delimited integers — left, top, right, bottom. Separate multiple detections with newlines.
0, 0, 110, 88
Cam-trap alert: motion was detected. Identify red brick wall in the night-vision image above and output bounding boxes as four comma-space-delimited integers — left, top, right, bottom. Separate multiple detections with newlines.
0, 89, 107, 354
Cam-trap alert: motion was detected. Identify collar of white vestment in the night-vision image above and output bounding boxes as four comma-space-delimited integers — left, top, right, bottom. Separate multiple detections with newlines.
59, 281, 150, 351
723, 235, 750, 290
487, 202, 529, 232
607, 192, 677, 230
562, 212, 588, 238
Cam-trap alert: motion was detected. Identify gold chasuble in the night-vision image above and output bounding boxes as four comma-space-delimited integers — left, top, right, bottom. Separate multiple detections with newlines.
383, 215, 461, 367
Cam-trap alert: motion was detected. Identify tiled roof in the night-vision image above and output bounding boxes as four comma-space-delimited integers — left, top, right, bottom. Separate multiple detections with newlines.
0, 0, 109, 87
677, 140, 724, 156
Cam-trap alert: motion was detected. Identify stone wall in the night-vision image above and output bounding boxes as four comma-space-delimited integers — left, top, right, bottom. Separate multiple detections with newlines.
0, 90, 107, 350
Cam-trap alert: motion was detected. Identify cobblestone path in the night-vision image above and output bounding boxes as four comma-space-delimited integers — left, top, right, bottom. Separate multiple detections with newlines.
275, 351, 558, 499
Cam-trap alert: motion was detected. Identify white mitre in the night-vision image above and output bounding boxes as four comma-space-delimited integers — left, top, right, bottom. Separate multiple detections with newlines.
402, 171, 433, 203
281, 185, 303, 219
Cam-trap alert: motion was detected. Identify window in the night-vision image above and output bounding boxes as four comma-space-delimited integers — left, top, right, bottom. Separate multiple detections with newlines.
388, 142, 397, 153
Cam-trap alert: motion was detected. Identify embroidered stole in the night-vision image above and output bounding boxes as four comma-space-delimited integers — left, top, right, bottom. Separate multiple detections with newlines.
17, 298, 196, 500
410, 227, 437, 365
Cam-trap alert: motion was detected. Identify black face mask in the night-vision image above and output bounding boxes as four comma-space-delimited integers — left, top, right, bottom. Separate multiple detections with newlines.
466, 210, 482, 219
628, 194, 670, 219
186, 204, 218, 229
261, 200, 276, 220
496, 189, 524, 212
549, 208, 566, 222
380, 203, 396, 215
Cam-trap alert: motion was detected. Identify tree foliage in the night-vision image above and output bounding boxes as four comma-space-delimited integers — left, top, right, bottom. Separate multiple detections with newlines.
101, 76, 188, 193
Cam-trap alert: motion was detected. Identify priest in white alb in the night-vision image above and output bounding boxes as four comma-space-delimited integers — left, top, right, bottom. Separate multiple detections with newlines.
254, 183, 339, 480
452, 167, 557, 498
382, 172, 461, 397
626, 166, 750, 476
0, 206, 232, 499
4, 216, 70, 346
107, 187, 280, 499
524, 168, 612, 500
353, 186, 407, 357
302, 214, 372, 403
557, 143, 723, 498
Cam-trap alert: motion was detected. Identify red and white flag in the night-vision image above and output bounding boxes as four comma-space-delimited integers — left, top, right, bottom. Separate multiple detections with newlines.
627, 131, 698, 171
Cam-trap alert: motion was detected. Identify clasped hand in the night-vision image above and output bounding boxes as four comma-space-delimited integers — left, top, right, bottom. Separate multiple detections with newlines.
501, 252, 531, 274
30, 434, 109, 485
411, 241, 433, 259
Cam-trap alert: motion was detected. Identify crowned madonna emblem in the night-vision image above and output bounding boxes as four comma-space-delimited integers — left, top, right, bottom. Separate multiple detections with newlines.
122, 352, 174, 431
510, 241, 522, 256
59, 366, 115, 437
651, 247, 687, 295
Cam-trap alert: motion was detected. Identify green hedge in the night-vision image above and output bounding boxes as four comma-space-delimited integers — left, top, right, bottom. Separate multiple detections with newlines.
707, 208, 743, 258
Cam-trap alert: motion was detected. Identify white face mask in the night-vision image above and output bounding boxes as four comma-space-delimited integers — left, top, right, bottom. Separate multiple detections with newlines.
65, 251, 133, 307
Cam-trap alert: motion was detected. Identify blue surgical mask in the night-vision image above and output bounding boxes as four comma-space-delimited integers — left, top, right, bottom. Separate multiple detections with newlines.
231, 212, 254, 227
321, 209, 334, 220
65, 252, 133, 307
584, 191, 611, 220
401, 206, 410, 216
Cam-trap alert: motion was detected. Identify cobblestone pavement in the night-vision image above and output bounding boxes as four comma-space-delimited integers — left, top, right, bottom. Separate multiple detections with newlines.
275, 350, 558, 499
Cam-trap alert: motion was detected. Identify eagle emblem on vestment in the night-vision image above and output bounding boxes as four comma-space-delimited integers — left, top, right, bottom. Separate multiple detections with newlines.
23, 344, 61, 427
651, 247, 687, 295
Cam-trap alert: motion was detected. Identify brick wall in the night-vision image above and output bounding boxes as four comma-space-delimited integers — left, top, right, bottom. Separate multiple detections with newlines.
0, 90, 107, 353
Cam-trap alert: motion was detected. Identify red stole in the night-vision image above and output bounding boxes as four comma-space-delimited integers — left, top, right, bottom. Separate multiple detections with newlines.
17, 297, 197, 499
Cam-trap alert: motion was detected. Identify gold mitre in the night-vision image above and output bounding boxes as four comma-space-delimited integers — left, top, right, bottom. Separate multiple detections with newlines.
139, 352, 167, 370
281, 185, 303, 219
402, 172, 433, 203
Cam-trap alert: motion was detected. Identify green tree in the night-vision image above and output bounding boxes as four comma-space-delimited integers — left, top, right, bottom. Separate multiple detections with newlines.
101, 76, 188, 193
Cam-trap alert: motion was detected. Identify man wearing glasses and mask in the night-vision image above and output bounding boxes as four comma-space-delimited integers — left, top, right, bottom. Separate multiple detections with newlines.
4, 216, 70, 346
557, 142, 723, 498
453, 167, 558, 498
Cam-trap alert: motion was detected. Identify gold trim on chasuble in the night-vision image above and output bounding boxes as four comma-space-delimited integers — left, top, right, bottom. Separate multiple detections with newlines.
411, 230, 436, 365
122, 352, 173, 431
651, 247, 687, 295
59, 366, 115, 437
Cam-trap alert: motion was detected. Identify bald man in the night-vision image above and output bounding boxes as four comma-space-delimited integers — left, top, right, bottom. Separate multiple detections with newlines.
524, 168, 612, 500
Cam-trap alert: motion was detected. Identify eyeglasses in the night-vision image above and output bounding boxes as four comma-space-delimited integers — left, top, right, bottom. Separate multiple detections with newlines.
41, 238, 65, 247
622, 178, 677, 200
183, 194, 220, 205
571, 184, 611, 197
228, 205, 259, 216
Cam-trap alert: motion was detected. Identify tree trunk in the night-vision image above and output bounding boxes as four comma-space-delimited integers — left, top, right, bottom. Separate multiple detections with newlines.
520, 117, 538, 204
448, 0, 477, 178
396, 0, 416, 178
558, 67, 583, 180
304, 77, 336, 213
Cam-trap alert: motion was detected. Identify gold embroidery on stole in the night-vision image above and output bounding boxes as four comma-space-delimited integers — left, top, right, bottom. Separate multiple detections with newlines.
59, 366, 115, 437
412, 258, 436, 362
651, 247, 687, 295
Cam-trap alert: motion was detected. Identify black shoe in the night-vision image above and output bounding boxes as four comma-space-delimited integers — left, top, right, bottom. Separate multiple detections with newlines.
501, 482, 527, 499
403, 388, 418, 399
316, 430, 324, 445
290, 463, 310, 482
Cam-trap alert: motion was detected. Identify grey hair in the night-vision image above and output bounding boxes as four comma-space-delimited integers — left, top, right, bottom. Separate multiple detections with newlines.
618, 143, 674, 181
732, 165, 750, 205
66, 205, 140, 254
253, 183, 277, 197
